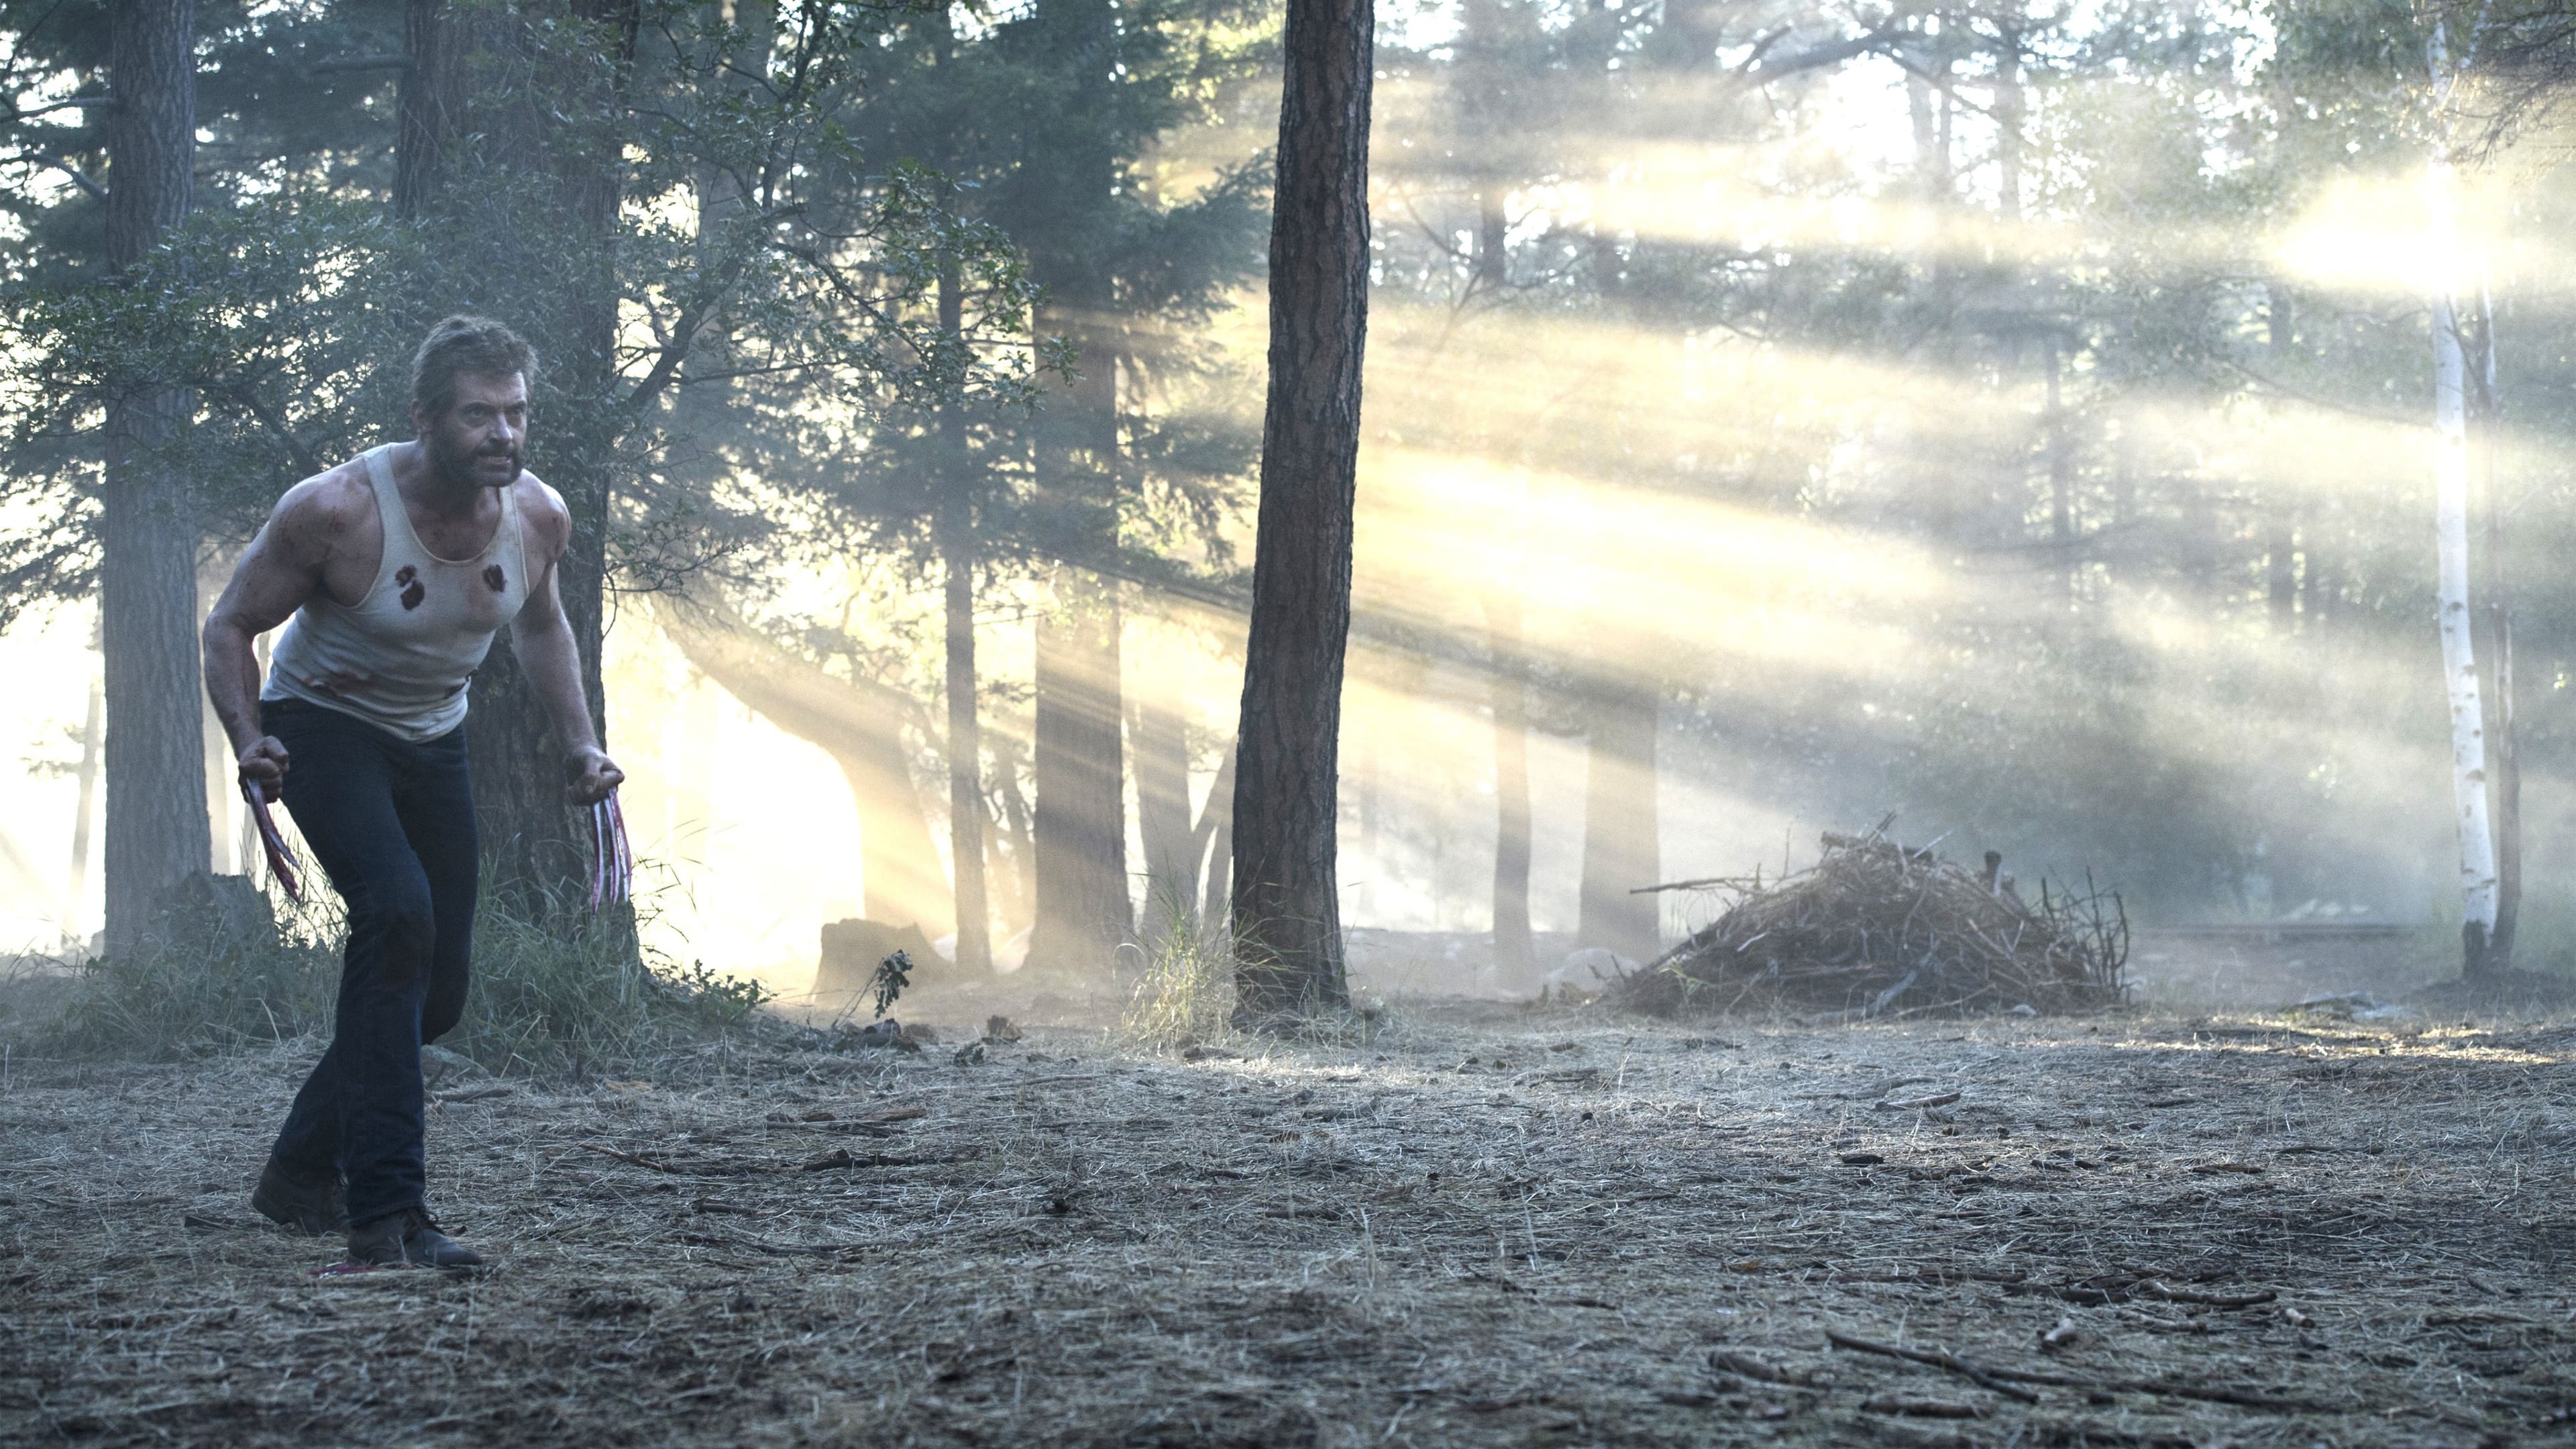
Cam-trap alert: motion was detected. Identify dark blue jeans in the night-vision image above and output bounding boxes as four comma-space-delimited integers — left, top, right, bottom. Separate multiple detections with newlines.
261, 697, 478, 1229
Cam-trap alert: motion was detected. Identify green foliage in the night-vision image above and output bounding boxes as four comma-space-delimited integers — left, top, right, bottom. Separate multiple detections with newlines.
0, 1, 1048, 623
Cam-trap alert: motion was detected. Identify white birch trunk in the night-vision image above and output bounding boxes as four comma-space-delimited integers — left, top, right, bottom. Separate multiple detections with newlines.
2424, 37, 2498, 950
2433, 284, 2497, 940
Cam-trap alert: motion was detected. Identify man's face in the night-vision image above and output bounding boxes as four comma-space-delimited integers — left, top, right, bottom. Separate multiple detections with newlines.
417, 371, 529, 491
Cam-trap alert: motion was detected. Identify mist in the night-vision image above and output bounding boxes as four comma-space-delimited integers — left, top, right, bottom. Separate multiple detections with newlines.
5, 0, 2571, 1005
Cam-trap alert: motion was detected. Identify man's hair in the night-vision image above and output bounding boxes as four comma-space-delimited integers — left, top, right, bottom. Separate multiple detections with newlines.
410, 315, 537, 421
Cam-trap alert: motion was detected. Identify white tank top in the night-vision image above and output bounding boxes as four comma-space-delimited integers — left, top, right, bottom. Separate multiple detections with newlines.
263, 444, 533, 742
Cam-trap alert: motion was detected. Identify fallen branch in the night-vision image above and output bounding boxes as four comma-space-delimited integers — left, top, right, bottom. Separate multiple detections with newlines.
1708, 1348, 1812, 1385
1825, 1328, 2332, 1412
2137, 1279, 2278, 1309
580, 1143, 678, 1173
1875, 1090, 1962, 1112
1824, 1331, 2041, 1403
798, 1148, 973, 1171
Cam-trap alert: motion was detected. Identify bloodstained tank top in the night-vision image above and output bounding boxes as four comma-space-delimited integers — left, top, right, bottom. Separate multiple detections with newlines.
262, 444, 533, 742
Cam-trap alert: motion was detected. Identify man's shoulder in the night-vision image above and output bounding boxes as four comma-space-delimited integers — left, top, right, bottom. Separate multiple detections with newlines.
274, 455, 379, 539
510, 472, 572, 551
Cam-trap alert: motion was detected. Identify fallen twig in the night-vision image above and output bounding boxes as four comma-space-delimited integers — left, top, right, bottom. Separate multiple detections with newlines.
1825, 1328, 2330, 1412
1874, 1090, 1962, 1112
1707, 1348, 1813, 1385
581, 1143, 678, 1173
1824, 1331, 2041, 1403
2136, 1279, 2277, 1309
798, 1148, 973, 1171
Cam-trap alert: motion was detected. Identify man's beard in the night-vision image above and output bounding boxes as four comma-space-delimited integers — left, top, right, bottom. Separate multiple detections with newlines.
428, 429, 524, 490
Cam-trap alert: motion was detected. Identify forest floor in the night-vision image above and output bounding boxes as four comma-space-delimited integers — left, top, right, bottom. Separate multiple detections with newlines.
2, 989, 2572, 1448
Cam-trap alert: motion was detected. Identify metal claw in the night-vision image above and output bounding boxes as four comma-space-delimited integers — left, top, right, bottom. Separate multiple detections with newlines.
588, 798, 608, 910
609, 792, 633, 904
588, 788, 632, 912
239, 780, 303, 904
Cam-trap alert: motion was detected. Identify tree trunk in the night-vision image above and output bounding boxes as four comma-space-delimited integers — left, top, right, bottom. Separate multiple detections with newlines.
2043, 337, 2074, 610
1026, 296, 1131, 973
394, 0, 463, 221
2267, 284, 2298, 635
1132, 666, 1197, 943
656, 598, 951, 935
1030, 565, 1130, 970
1230, 0, 1373, 1026
1993, 32, 2023, 224
2478, 288, 2518, 971
992, 738, 1036, 940
938, 264, 991, 974
400, 0, 637, 922
941, 531, 989, 971
1464, 0, 1506, 292
1199, 745, 1236, 938
66, 674, 102, 945
1576, 683, 1660, 962
2428, 145, 2497, 974
1486, 592, 1534, 981
101, 0, 209, 954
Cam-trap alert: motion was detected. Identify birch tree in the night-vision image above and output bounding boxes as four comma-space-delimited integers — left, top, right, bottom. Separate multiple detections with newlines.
2426, 15, 2500, 976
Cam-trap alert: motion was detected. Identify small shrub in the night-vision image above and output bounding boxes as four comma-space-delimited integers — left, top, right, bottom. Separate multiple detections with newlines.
1120, 910, 1237, 1052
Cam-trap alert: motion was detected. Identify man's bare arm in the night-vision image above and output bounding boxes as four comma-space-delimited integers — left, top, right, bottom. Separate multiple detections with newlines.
511, 482, 624, 806
203, 483, 337, 792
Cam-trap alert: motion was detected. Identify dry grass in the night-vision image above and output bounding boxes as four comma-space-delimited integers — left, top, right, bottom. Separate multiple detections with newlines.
1, 994, 2571, 1446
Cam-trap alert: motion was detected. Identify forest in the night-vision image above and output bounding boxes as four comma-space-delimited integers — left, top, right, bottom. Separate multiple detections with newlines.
2, 2, 2574, 1446
10, 0, 2576, 990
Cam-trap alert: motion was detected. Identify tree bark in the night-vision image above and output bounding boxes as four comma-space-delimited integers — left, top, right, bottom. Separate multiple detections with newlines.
2043, 337, 2074, 610
991, 737, 1036, 940
2429, 207, 2497, 973
655, 597, 951, 936
938, 264, 991, 974
1132, 665, 1197, 943
2478, 289, 2518, 971
1199, 743, 1236, 936
1026, 294, 1131, 973
2426, 24, 2497, 978
1486, 592, 1534, 981
2266, 284, 2298, 635
394, 0, 462, 222
66, 674, 102, 945
1576, 681, 1660, 962
1030, 564, 1130, 969
941, 533, 989, 971
400, 0, 637, 922
101, 0, 209, 954
1230, 0, 1372, 1026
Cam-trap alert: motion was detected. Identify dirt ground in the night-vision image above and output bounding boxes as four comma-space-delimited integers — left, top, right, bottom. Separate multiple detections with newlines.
3, 991, 2572, 1448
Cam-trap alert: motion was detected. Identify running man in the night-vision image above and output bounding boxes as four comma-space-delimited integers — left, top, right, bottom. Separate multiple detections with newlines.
203, 316, 623, 1267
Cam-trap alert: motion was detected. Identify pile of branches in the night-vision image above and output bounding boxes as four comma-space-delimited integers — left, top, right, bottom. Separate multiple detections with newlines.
1615, 828, 2127, 1018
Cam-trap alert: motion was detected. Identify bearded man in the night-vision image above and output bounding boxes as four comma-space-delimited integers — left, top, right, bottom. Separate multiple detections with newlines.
203, 316, 623, 1267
